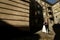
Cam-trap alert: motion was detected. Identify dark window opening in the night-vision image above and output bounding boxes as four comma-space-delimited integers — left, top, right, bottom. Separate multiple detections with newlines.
49, 12, 53, 15
49, 17, 54, 21
56, 16, 57, 18
48, 7, 52, 10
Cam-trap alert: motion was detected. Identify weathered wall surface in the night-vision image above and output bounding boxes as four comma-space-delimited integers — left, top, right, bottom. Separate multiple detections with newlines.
52, 2, 60, 24
0, 0, 29, 27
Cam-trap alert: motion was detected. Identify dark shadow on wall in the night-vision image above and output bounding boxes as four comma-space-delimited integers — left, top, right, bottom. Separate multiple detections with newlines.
20, 0, 42, 40
0, 18, 29, 22
0, 19, 40, 40
9, 0, 29, 7
0, 1, 29, 10
21, 0, 30, 3
0, 19, 29, 39
0, 12, 29, 17
0, 7, 28, 14
30, 0, 43, 33
0, 0, 41, 40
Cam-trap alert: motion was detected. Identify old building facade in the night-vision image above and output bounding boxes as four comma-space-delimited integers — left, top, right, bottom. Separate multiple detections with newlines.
0, 0, 29, 27
0, 0, 60, 40
52, 2, 60, 24
0, 0, 53, 31
36, 0, 54, 32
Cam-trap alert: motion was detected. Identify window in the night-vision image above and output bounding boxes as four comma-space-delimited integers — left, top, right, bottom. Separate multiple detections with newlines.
48, 12, 53, 15
49, 17, 54, 21
48, 7, 52, 10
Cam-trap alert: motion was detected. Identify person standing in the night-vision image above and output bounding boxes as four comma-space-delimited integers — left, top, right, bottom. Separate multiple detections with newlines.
53, 23, 60, 40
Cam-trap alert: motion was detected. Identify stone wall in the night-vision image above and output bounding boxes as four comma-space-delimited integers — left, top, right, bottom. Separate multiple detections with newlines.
0, 0, 29, 27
